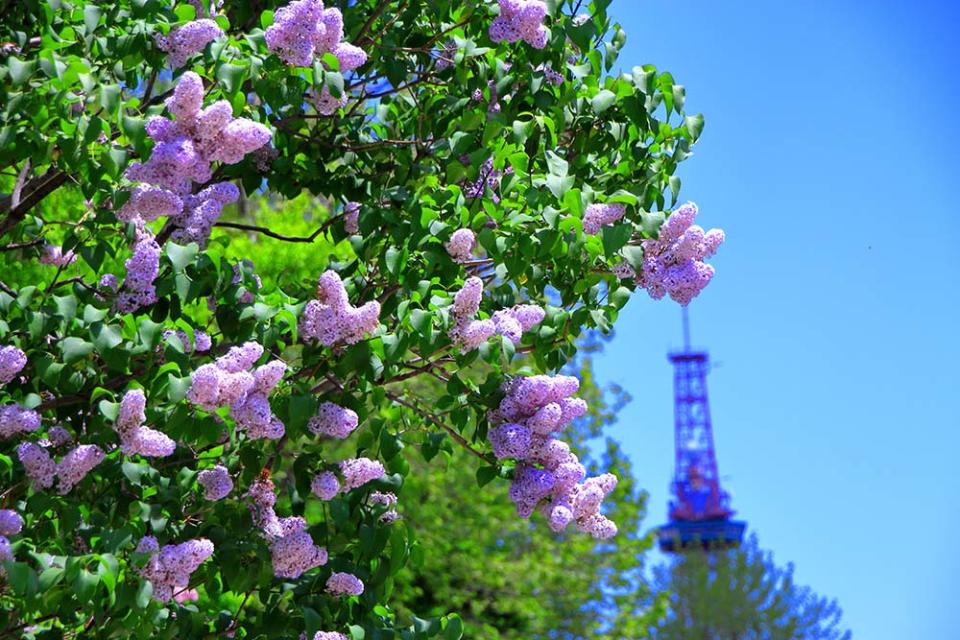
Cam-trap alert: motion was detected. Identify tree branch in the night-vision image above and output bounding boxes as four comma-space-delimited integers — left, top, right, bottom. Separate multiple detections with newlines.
384, 390, 488, 462
213, 219, 334, 243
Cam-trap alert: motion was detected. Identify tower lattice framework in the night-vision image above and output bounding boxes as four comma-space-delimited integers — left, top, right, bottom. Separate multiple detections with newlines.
658, 308, 745, 553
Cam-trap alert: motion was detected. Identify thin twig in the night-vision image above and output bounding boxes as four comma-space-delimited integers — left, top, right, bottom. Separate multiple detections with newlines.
385, 390, 488, 461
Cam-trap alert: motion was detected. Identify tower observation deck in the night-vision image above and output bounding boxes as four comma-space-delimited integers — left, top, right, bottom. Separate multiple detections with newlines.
657, 308, 745, 553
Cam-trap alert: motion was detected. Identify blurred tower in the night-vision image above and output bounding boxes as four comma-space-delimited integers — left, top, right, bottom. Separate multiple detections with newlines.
658, 308, 745, 553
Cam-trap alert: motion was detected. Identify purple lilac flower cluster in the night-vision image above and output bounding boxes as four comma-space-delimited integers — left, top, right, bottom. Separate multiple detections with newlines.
448, 277, 545, 351
0, 404, 40, 439
445, 229, 476, 263
299, 271, 381, 347
0, 509, 23, 536
626, 202, 724, 305
39, 244, 77, 267
187, 342, 287, 440
310, 457, 384, 502
0, 508, 22, 571
306, 633, 349, 640
119, 72, 269, 244
116, 223, 161, 313
462, 157, 513, 203
487, 375, 619, 539
155, 19, 224, 67
340, 457, 385, 491
342, 201, 360, 234
0, 345, 26, 385
310, 471, 340, 500
46, 426, 73, 448
310, 85, 348, 116
197, 465, 233, 500
247, 475, 328, 578
369, 491, 399, 524
489, 0, 549, 49
16, 441, 104, 494
265, 0, 367, 70
535, 63, 564, 86
114, 389, 177, 457
56, 444, 106, 494
135, 535, 214, 602
326, 571, 364, 596
308, 402, 359, 439
17, 442, 55, 489
582, 202, 626, 235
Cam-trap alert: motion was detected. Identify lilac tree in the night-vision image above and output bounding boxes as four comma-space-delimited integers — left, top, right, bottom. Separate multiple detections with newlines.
0, 0, 722, 637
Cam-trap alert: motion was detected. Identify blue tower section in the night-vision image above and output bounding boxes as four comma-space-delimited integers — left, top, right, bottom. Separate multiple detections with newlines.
657, 309, 745, 553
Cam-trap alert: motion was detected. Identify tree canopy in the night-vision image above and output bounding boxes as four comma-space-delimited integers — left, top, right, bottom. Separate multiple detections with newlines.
651, 535, 852, 640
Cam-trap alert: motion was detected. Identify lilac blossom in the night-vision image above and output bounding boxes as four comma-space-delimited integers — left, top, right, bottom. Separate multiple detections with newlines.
582, 202, 626, 235
135, 536, 214, 602
198, 465, 233, 500
113, 389, 176, 457
489, 0, 549, 49
265, 1, 367, 70
299, 271, 381, 347
445, 228, 476, 263
0, 404, 40, 439
17, 442, 56, 490
308, 402, 359, 439
630, 202, 724, 305
155, 19, 224, 68
487, 374, 619, 538
0, 510, 23, 536
56, 444, 105, 494
339, 457, 385, 492
325, 571, 364, 596
0, 346, 27, 385
311, 471, 340, 501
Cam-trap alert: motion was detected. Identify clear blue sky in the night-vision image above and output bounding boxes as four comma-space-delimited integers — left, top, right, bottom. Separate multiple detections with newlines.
597, 1, 960, 637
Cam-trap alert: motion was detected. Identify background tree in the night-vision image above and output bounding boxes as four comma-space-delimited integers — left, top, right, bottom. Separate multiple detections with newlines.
0, 0, 718, 638
651, 535, 852, 640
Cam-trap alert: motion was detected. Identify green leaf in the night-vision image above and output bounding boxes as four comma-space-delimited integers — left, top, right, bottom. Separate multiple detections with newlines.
545, 174, 574, 199
443, 615, 464, 640
601, 224, 632, 257
7, 563, 38, 598
92, 323, 123, 351
74, 570, 99, 601
174, 3, 196, 21
8, 57, 36, 86
349, 625, 366, 640
99, 399, 119, 421
61, 337, 94, 364
167, 374, 191, 402
545, 150, 568, 177
55, 295, 77, 322
410, 308, 432, 338
135, 579, 153, 608
216, 63, 247, 95
166, 242, 199, 271
684, 114, 704, 141
476, 466, 497, 487
83, 5, 102, 32
591, 89, 617, 114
